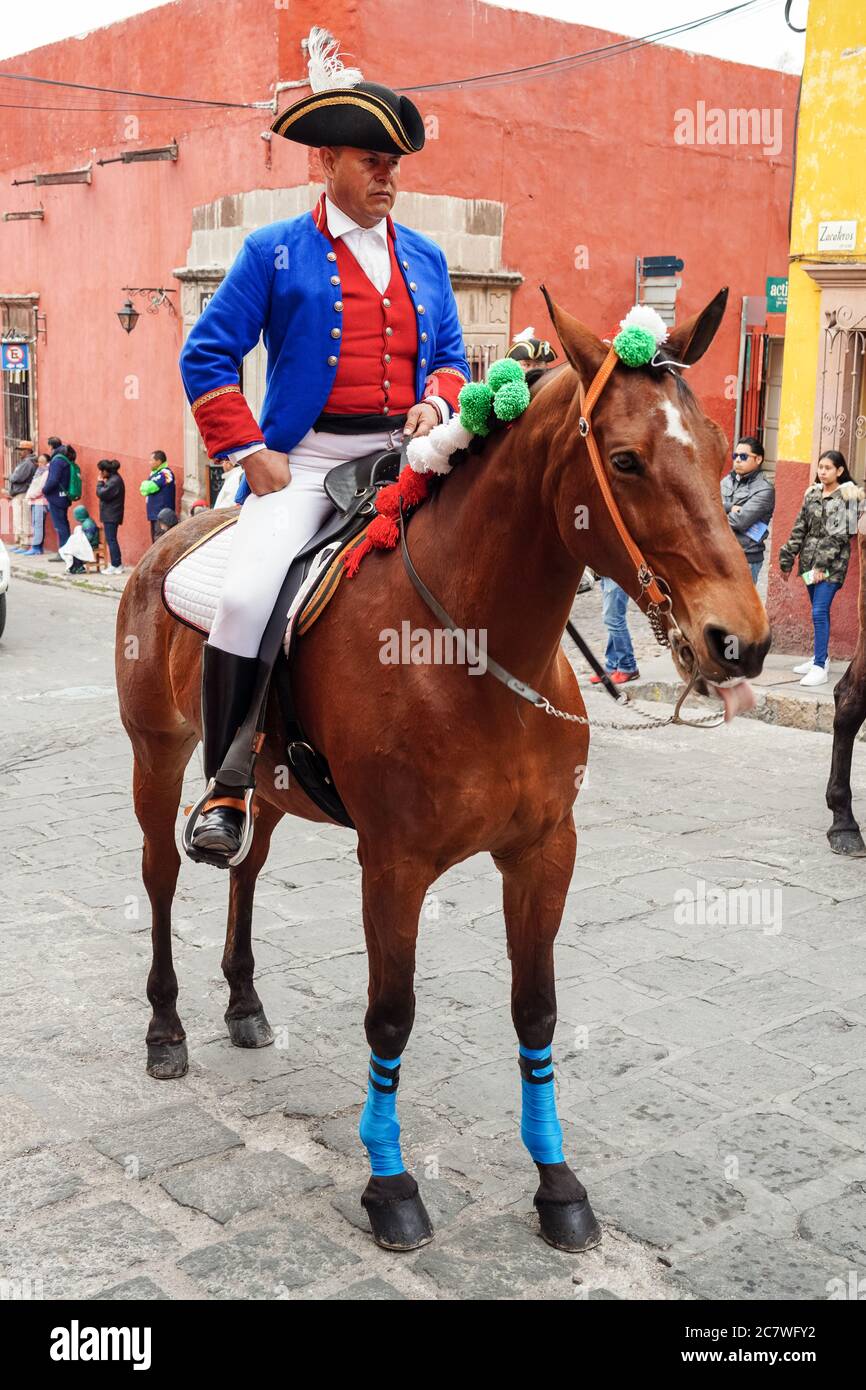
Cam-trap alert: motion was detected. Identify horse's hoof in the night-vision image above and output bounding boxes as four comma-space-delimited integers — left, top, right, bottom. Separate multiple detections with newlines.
226, 1008, 274, 1049
827, 827, 866, 857
146, 1039, 189, 1080
362, 1190, 434, 1251
536, 1197, 602, 1253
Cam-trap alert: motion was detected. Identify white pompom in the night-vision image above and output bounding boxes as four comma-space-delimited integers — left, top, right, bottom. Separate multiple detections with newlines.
407, 437, 436, 471
305, 26, 364, 92
407, 413, 473, 473
619, 304, 668, 347
422, 450, 453, 476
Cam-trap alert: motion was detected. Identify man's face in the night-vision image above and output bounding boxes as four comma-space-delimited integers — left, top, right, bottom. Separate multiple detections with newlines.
732, 443, 762, 477
320, 146, 401, 227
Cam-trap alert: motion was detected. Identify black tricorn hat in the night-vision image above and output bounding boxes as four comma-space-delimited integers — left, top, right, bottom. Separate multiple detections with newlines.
271, 80, 425, 156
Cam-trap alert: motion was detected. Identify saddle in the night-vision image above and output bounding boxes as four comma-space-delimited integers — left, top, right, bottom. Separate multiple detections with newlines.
164, 446, 401, 838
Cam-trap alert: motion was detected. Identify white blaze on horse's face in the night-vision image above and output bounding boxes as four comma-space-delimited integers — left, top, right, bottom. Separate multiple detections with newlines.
658, 397, 695, 452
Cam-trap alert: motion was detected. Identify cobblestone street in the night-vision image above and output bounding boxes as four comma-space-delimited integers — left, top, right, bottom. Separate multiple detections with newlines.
2, 576, 866, 1301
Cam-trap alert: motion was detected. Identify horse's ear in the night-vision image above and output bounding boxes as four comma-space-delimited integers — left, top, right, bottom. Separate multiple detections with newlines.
540, 285, 607, 385
665, 287, 729, 365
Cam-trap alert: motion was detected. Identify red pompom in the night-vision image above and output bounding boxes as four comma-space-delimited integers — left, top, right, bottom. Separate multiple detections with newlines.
374, 481, 402, 518
397, 466, 430, 507
367, 514, 400, 550
342, 535, 373, 578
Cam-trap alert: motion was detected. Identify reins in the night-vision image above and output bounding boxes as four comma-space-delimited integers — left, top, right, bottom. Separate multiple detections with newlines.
397, 350, 725, 732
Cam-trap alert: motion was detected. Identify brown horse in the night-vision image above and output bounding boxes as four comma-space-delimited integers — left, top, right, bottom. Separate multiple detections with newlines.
116, 289, 769, 1251
826, 516, 866, 855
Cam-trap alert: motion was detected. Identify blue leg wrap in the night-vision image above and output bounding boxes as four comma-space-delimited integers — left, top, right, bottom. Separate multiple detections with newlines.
359, 1052, 404, 1177
519, 1044, 565, 1165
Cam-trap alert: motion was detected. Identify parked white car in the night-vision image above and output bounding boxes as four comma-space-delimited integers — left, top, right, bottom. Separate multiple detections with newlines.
0, 538, 8, 639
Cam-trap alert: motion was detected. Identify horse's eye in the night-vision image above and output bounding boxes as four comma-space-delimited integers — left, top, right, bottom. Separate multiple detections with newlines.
611, 451, 642, 474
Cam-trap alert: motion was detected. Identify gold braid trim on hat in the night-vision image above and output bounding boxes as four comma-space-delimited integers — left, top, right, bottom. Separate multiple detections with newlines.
191, 383, 241, 415
273, 93, 414, 154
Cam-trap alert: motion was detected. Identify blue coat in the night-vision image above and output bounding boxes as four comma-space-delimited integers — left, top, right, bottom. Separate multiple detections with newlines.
142, 467, 176, 521
42, 451, 70, 503
179, 206, 469, 496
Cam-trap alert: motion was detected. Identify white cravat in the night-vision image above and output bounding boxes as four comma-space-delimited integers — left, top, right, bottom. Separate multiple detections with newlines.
325, 196, 391, 293
228, 196, 447, 465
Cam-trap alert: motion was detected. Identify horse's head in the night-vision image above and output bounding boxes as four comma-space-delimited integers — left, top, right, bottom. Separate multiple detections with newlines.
539, 288, 770, 709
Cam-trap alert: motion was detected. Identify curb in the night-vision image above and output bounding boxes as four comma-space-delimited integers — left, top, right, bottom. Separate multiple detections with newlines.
625, 678, 858, 739
9, 561, 125, 601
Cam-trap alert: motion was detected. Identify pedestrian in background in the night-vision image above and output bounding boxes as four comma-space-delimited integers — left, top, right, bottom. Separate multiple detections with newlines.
779, 449, 864, 687
61, 504, 99, 576
153, 507, 179, 537
42, 437, 73, 558
721, 435, 775, 583
590, 577, 640, 686
8, 439, 37, 552
140, 450, 176, 541
23, 452, 50, 555
95, 458, 125, 573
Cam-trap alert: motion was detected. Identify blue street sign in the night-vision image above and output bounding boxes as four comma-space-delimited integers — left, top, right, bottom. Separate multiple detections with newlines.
1, 342, 30, 371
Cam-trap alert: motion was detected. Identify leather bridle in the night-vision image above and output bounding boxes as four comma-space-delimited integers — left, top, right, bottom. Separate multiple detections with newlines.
397, 345, 712, 725
576, 344, 682, 651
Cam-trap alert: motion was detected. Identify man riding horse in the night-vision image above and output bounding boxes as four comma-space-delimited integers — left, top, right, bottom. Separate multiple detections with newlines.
179, 29, 469, 864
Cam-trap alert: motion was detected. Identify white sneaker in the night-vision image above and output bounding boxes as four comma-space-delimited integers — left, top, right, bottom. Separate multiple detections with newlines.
800, 664, 829, 687
792, 660, 813, 675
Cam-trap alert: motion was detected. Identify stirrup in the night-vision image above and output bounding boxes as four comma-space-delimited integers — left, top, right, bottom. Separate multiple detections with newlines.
182, 778, 256, 869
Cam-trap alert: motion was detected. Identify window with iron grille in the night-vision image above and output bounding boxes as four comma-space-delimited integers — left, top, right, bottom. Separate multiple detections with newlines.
1, 299, 37, 490
817, 310, 866, 482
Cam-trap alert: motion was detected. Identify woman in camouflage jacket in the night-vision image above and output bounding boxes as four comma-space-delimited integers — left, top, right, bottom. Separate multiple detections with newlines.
779, 450, 864, 685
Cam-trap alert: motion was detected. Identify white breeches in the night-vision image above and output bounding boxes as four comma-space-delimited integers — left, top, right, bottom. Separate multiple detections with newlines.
209, 428, 397, 659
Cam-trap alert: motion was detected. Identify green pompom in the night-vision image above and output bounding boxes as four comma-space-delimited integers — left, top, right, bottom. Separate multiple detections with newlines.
612, 325, 657, 367
486, 357, 524, 392
493, 378, 531, 421
458, 381, 494, 435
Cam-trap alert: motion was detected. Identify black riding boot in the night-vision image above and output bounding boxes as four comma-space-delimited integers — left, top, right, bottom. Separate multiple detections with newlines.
190, 644, 259, 860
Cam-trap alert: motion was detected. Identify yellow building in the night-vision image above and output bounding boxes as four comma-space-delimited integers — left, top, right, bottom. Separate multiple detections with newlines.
779, 0, 866, 477
770, 0, 866, 653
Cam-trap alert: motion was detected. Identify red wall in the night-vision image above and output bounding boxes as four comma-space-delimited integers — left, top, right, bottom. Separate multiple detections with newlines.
0, 0, 799, 562
766, 460, 862, 659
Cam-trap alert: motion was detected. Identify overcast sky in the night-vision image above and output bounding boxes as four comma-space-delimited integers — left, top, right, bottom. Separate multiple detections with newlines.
0, 0, 808, 70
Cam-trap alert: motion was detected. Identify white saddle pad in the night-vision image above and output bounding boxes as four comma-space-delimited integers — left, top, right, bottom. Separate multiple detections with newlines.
162, 517, 345, 656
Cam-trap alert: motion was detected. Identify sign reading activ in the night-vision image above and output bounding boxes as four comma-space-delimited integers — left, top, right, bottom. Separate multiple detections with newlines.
818, 220, 857, 253
766, 276, 788, 313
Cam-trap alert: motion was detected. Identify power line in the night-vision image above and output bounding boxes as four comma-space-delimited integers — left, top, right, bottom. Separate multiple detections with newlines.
0, 70, 259, 108
0, 0, 777, 114
404, 1, 764, 93
0, 101, 257, 113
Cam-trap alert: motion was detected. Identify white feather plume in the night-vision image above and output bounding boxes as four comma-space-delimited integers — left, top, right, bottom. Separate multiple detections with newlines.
619, 304, 668, 346
512, 326, 535, 342
305, 26, 364, 92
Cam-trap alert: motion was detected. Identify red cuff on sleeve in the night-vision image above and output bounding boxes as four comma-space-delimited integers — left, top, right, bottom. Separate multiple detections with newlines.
423, 367, 468, 414
190, 384, 262, 460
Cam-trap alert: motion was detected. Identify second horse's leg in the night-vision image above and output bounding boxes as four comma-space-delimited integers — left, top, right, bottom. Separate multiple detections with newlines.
496, 815, 602, 1252
827, 664, 866, 856
223, 796, 283, 1047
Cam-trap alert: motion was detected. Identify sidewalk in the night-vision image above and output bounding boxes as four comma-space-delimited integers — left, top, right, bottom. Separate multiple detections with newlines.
621, 652, 850, 738
8, 549, 129, 599
8, 553, 853, 737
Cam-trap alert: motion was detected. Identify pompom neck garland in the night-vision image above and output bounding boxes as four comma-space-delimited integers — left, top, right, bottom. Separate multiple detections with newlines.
341, 304, 669, 577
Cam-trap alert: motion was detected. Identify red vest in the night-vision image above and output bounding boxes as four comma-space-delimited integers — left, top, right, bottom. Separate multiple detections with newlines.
324, 229, 417, 417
